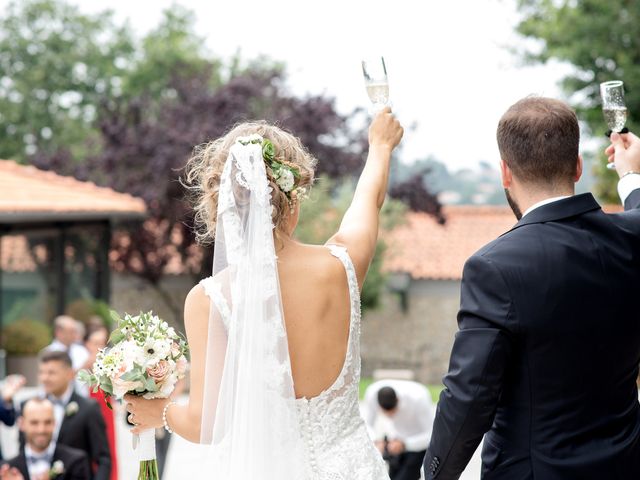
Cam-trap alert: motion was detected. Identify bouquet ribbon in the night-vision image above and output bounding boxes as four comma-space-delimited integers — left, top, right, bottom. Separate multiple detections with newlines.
133, 429, 157, 462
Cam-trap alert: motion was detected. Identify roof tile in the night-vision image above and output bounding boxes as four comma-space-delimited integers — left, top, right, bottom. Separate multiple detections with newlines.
0, 160, 146, 216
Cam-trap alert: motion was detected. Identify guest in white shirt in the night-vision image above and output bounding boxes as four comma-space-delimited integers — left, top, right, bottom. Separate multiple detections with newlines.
45, 316, 89, 371
44, 316, 89, 396
364, 379, 435, 480
2, 397, 89, 480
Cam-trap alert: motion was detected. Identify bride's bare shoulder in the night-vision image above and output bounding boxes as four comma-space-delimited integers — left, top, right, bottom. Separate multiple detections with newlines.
291, 244, 347, 283
184, 282, 210, 328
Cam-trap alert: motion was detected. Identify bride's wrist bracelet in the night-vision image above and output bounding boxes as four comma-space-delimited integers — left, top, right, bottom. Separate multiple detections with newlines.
162, 401, 177, 434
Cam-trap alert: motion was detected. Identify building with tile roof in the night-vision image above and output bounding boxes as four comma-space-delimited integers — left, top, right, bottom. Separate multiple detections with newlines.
0, 160, 146, 224
0, 160, 147, 363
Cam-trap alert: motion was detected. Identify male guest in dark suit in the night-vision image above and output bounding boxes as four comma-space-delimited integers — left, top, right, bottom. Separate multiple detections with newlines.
3, 397, 89, 479
33, 351, 110, 480
423, 97, 640, 479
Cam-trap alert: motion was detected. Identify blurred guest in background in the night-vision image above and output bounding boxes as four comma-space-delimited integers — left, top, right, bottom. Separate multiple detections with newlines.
0, 375, 26, 461
45, 317, 89, 374
82, 325, 117, 480
29, 351, 110, 480
3, 397, 89, 480
364, 380, 435, 480
72, 322, 85, 349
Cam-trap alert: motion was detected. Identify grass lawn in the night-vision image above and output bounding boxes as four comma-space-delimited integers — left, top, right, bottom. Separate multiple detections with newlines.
359, 378, 444, 403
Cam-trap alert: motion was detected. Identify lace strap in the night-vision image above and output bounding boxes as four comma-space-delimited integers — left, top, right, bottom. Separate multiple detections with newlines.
326, 244, 361, 320
199, 277, 231, 327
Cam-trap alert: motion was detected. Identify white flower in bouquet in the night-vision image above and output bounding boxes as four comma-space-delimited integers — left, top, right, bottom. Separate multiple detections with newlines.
78, 310, 190, 405
143, 338, 171, 366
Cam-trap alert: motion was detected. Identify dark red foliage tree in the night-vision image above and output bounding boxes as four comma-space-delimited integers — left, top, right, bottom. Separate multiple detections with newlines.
32, 65, 443, 320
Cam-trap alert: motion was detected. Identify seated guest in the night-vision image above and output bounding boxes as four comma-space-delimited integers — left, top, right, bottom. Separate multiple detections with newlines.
3, 397, 89, 480
364, 379, 436, 480
29, 351, 110, 480
0, 375, 26, 461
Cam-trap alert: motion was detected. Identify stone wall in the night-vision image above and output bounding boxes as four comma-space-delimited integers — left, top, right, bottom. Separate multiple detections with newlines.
361, 279, 461, 385
110, 273, 195, 327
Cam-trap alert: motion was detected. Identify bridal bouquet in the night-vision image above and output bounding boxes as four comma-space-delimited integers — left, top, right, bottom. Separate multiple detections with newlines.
78, 311, 189, 480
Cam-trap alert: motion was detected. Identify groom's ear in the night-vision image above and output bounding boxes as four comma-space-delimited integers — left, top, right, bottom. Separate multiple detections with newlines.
574, 154, 583, 183
500, 159, 512, 188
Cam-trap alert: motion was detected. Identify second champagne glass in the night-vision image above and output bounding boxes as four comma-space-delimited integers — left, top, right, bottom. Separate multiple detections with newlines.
362, 56, 389, 111
600, 80, 627, 170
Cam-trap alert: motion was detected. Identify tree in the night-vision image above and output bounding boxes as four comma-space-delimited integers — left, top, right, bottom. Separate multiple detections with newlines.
0, 0, 135, 162
515, 0, 640, 203
32, 63, 373, 320
21, 1, 443, 321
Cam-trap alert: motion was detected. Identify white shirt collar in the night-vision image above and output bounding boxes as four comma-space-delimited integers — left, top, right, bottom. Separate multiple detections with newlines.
49, 384, 74, 406
522, 195, 571, 218
25, 440, 56, 460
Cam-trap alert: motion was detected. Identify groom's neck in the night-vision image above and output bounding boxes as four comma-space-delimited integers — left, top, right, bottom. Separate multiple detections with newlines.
513, 182, 575, 214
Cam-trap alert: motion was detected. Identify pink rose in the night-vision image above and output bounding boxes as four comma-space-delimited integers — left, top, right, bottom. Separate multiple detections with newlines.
170, 342, 181, 358
147, 360, 170, 384
111, 376, 144, 399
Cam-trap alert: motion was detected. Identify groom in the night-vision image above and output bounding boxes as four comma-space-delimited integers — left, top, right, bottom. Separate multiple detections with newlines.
423, 97, 640, 479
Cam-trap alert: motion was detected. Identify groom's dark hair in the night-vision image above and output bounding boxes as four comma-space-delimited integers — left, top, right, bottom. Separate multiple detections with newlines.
497, 96, 580, 187
378, 387, 398, 411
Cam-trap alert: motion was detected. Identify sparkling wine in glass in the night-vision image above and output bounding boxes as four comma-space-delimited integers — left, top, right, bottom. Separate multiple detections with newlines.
600, 80, 627, 170
362, 56, 389, 111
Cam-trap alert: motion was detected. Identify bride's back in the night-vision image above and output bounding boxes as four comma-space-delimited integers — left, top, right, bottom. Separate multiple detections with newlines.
277, 242, 352, 399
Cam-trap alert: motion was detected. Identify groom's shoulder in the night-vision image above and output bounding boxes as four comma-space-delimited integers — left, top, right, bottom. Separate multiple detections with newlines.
463, 224, 544, 279
471, 224, 537, 260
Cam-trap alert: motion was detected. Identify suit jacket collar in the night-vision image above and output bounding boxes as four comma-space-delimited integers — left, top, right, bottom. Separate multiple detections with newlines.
58, 390, 82, 439
503, 193, 601, 235
15, 450, 30, 480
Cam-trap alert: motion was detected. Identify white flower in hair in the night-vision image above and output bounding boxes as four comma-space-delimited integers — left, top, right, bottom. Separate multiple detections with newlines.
276, 168, 295, 192
237, 134, 264, 145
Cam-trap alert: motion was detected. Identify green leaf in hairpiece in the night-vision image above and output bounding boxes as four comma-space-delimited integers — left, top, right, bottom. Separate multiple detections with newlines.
262, 139, 275, 162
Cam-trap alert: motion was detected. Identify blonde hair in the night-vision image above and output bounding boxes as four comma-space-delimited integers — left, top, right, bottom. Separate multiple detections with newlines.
184, 121, 317, 244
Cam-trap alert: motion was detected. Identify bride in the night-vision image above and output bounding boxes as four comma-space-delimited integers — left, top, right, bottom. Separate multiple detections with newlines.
125, 107, 403, 478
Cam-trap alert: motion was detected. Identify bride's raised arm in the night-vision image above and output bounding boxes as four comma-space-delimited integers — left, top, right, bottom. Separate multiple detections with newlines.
327, 107, 403, 288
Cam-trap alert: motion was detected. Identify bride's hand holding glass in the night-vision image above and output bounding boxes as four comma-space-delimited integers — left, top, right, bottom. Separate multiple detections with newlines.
368, 106, 403, 153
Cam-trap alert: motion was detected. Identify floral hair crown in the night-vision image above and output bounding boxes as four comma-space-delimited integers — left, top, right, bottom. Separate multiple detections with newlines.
236, 134, 308, 204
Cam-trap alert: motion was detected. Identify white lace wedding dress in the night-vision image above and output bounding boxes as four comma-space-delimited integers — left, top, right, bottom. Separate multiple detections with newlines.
200, 244, 389, 480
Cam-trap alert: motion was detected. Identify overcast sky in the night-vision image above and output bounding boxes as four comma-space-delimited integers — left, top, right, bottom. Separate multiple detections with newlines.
10, 0, 579, 170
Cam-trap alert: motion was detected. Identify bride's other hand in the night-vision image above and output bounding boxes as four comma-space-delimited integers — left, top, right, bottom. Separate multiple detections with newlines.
124, 394, 169, 435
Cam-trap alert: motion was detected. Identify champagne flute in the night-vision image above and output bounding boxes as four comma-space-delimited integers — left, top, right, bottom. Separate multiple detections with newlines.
600, 80, 627, 170
362, 56, 389, 111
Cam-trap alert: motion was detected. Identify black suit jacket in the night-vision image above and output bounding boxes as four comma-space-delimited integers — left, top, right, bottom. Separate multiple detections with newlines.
56, 392, 110, 480
424, 191, 640, 479
5, 443, 90, 480
20, 393, 110, 480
